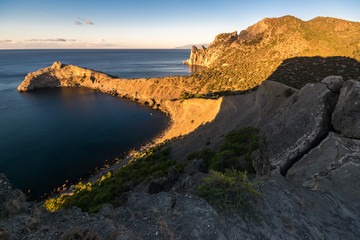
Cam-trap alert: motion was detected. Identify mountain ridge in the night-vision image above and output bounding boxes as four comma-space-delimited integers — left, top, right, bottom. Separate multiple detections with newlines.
184, 15, 360, 90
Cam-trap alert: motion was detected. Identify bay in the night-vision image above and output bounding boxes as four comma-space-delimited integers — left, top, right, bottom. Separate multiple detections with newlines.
0, 49, 192, 199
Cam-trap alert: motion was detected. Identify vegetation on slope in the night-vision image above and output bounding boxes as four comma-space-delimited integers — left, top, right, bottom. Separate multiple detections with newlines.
195, 170, 263, 218
45, 126, 263, 220
44, 142, 186, 213
188, 126, 259, 173
190, 127, 263, 218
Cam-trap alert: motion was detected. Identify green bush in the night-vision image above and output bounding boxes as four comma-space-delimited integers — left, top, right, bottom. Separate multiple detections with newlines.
284, 88, 295, 97
175, 162, 187, 172
213, 127, 259, 173
187, 150, 200, 160
199, 147, 216, 167
209, 150, 240, 172
194, 169, 264, 218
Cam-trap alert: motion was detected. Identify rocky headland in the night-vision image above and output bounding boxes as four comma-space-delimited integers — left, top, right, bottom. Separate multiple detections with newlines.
2, 15, 360, 239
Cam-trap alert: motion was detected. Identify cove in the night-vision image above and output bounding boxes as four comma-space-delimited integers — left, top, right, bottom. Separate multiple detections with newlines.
0, 87, 169, 199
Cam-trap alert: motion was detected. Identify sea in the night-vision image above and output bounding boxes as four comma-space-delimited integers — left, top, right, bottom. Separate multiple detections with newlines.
0, 49, 193, 199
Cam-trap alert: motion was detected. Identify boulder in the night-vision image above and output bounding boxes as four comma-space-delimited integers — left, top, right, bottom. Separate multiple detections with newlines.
332, 80, 360, 138
167, 166, 180, 183
287, 132, 360, 210
192, 159, 207, 173
0, 174, 27, 218
321, 75, 343, 93
258, 83, 338, 175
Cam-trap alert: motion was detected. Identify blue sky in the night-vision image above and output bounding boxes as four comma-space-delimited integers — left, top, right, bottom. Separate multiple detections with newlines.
0, 0, 359, 49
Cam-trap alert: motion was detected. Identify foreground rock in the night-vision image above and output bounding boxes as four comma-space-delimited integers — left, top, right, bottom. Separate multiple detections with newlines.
332, 80, 360, 138
2, 174, 360, 239
287, 132, 360, 210
258, 83, 338, 175
321, 75, 344, 93
0, 174, 27, 218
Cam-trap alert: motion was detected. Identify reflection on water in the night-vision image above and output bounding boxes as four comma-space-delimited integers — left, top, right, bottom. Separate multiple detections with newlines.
188, 65, 206, 73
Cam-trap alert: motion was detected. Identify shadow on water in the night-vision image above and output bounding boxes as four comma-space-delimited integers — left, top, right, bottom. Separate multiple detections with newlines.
2, 87, 169, 200
266, 56, 360, 89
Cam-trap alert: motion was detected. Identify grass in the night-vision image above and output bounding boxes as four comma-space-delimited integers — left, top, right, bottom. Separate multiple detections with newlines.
44, 142, 186, 213
194, 169, 263, 219
187, 127, 259, 174
186, 126, 262, 218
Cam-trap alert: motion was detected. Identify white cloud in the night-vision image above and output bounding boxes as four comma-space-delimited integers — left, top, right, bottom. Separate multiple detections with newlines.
28, 38, 67, 42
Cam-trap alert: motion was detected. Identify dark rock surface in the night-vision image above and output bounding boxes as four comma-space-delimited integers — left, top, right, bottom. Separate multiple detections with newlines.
148, 181, 163, 194
332, 80, 360, 138
258, 83, 338, 175
2, 174, 360, 239
0, 174, 27, 218
321, 75, 344, 93
287, 132, 360, 210
168, 166, 180, 183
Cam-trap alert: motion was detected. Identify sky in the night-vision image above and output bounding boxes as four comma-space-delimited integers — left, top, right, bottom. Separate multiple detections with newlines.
0, 0, 359, 49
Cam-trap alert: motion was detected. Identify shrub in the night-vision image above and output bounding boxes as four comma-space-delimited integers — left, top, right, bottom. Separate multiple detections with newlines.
187, 150, 200, 160
175, 162, 187, 172
199, 147, 216, 167
284, 88, 295, 97
194, 169, 263, 218
209, 150, 240, 172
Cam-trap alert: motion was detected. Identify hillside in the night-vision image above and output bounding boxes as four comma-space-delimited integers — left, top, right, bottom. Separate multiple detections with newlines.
184, 16, 360, 90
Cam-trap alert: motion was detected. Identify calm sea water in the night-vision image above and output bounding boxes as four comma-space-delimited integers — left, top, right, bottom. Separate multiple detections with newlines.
0, 49, 192, 199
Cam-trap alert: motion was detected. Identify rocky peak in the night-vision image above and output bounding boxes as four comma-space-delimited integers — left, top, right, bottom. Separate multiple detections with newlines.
238, 18, 269, 42
51, 61, 64, 70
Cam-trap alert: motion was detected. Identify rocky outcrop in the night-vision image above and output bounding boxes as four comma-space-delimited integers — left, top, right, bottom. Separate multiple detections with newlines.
287, 132, 360, 210
0, 174, 27, 218
258, 82, 338, 176
183, 31, 238, 66
183, 45, 208, 66
321, 75, 344, 93
332, 80, 360, 138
